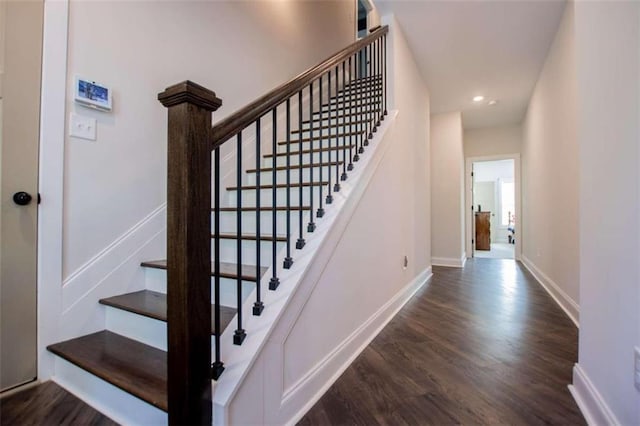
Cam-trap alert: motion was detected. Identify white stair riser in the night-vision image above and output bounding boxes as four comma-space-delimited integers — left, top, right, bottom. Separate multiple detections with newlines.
216, 209, 314, 234
53, 357, 167, 426
105, 306, 221, 352
294, 124, 363, 136
245, 165, 343, 185
329, 91, 382, 103
144, 267, 256, 308
276, 135, 354, 151
225, 185, 324, 208
302, 118, 374, 129
312, 108, 381, 119
214, 239, 285, 266
266, 149, 356, 167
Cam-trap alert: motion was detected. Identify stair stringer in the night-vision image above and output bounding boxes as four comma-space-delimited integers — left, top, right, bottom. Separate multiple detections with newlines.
212, 111, 403, 424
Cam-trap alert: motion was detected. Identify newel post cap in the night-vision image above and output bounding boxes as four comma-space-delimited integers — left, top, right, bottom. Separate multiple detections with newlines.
158, 80, 222, 111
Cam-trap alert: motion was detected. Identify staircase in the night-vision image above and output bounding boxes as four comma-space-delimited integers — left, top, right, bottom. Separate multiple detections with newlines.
47, 27, 388, 425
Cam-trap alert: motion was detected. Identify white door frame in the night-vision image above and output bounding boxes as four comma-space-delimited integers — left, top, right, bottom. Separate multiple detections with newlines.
465, 154, 521, 260
36, 0, 68, 382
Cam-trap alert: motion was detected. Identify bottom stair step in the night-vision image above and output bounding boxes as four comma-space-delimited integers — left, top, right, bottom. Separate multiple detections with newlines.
47, 330, 168, 412
99, 290, 236, 335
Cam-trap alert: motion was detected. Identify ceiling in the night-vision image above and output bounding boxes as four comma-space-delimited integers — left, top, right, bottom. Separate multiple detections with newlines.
376, 0, 566, 129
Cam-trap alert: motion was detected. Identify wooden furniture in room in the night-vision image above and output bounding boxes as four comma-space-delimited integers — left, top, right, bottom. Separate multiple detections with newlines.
475, 212, 491, 250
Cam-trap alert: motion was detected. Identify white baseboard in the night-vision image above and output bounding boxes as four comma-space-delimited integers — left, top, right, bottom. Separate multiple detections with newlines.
521, 255, 579, 327
569, 364, 620, 426
432, 256, 465, 268
284, 266, 433, 425
58, 204, 167, 339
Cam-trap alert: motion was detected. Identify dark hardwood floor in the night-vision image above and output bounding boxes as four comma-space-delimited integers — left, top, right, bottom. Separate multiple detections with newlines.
299, 259, 585, 425
0, 381, 117, 425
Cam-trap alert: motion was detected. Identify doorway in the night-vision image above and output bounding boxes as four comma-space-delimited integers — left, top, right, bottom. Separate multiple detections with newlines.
466, 156, 521, 260
356, 0, 370, 40
0, 0, 44, 392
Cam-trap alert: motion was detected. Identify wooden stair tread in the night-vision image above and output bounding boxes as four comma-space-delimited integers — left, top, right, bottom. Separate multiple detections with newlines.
265, 145, 352, 158
309, 110, 381, 120
217, 206, 312, 212
141, 259, 267, 282
278, 132, 360, 145
99, 290, 236, 336
227, 181, 329, 190
212, 233, 287, 242
47, 330, 168, 412
247, 161, 342, 172
312, 107, 380, 116
292, 120, 370, 133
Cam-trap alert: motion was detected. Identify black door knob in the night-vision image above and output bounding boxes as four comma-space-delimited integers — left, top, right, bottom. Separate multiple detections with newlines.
13, 191, 33, 206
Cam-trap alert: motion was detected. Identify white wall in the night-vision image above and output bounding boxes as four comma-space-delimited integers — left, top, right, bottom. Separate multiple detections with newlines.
62, 1, 355, 280
521, 2, 579, 321
430, 112, 465, 266
573, 1, 640, 424
464, 124, 521, 158
224, 16, 431, 424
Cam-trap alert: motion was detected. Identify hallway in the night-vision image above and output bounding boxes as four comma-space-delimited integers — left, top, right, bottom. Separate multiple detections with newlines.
299, 259, 584, 425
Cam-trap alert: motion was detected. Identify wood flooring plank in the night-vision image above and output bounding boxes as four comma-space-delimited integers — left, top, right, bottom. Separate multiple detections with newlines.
299, 259, 585, 425
0, 381, 118, 425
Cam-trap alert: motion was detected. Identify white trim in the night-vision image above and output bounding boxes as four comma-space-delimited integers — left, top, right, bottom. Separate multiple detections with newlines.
37, 0, 69, 381
432, 256, 465, 268
569, 364, 620, 426
59, 205, 166, 338
465, 154, 521, 261
213, 112, 399, 424
521, 255, 579, 327
284, 266, 432, 426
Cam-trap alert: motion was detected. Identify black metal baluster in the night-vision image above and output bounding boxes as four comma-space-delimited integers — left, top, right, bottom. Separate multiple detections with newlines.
253, 119, 264, 315
384, 34, 388, 116
333, 65, 340, 193
326, 71, 334, 205
296, 91, 305, 249
361, 45, 371, 146
212, 147, 224, 379
341, 61, 348, 181
234, 132, 246, 345
347, 55, 354, 171
317, 75, 326, 217
358, 48, 365, 154
269, 108, 280, 290
308, 81, 317, 231
378, 37, 383, 125
367, 42, 373, 142
376, 37, 381, 129
283, 99, 293, 268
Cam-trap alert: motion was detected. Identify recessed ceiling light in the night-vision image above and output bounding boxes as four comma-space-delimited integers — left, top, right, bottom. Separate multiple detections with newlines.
488, 100, 498, 106
473, 95, 485, 102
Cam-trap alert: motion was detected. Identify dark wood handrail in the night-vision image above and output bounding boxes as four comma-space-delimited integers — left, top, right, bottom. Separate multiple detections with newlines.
211, 25, 388, 148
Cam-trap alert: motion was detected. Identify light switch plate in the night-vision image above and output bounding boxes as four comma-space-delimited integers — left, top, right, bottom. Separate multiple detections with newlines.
69, 113, 97, 141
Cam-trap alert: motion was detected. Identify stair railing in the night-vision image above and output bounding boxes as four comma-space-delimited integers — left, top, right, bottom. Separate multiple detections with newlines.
158, 25, 388, 425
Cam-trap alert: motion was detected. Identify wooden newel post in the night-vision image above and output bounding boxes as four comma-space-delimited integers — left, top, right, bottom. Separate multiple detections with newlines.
158, 81, 222, 425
